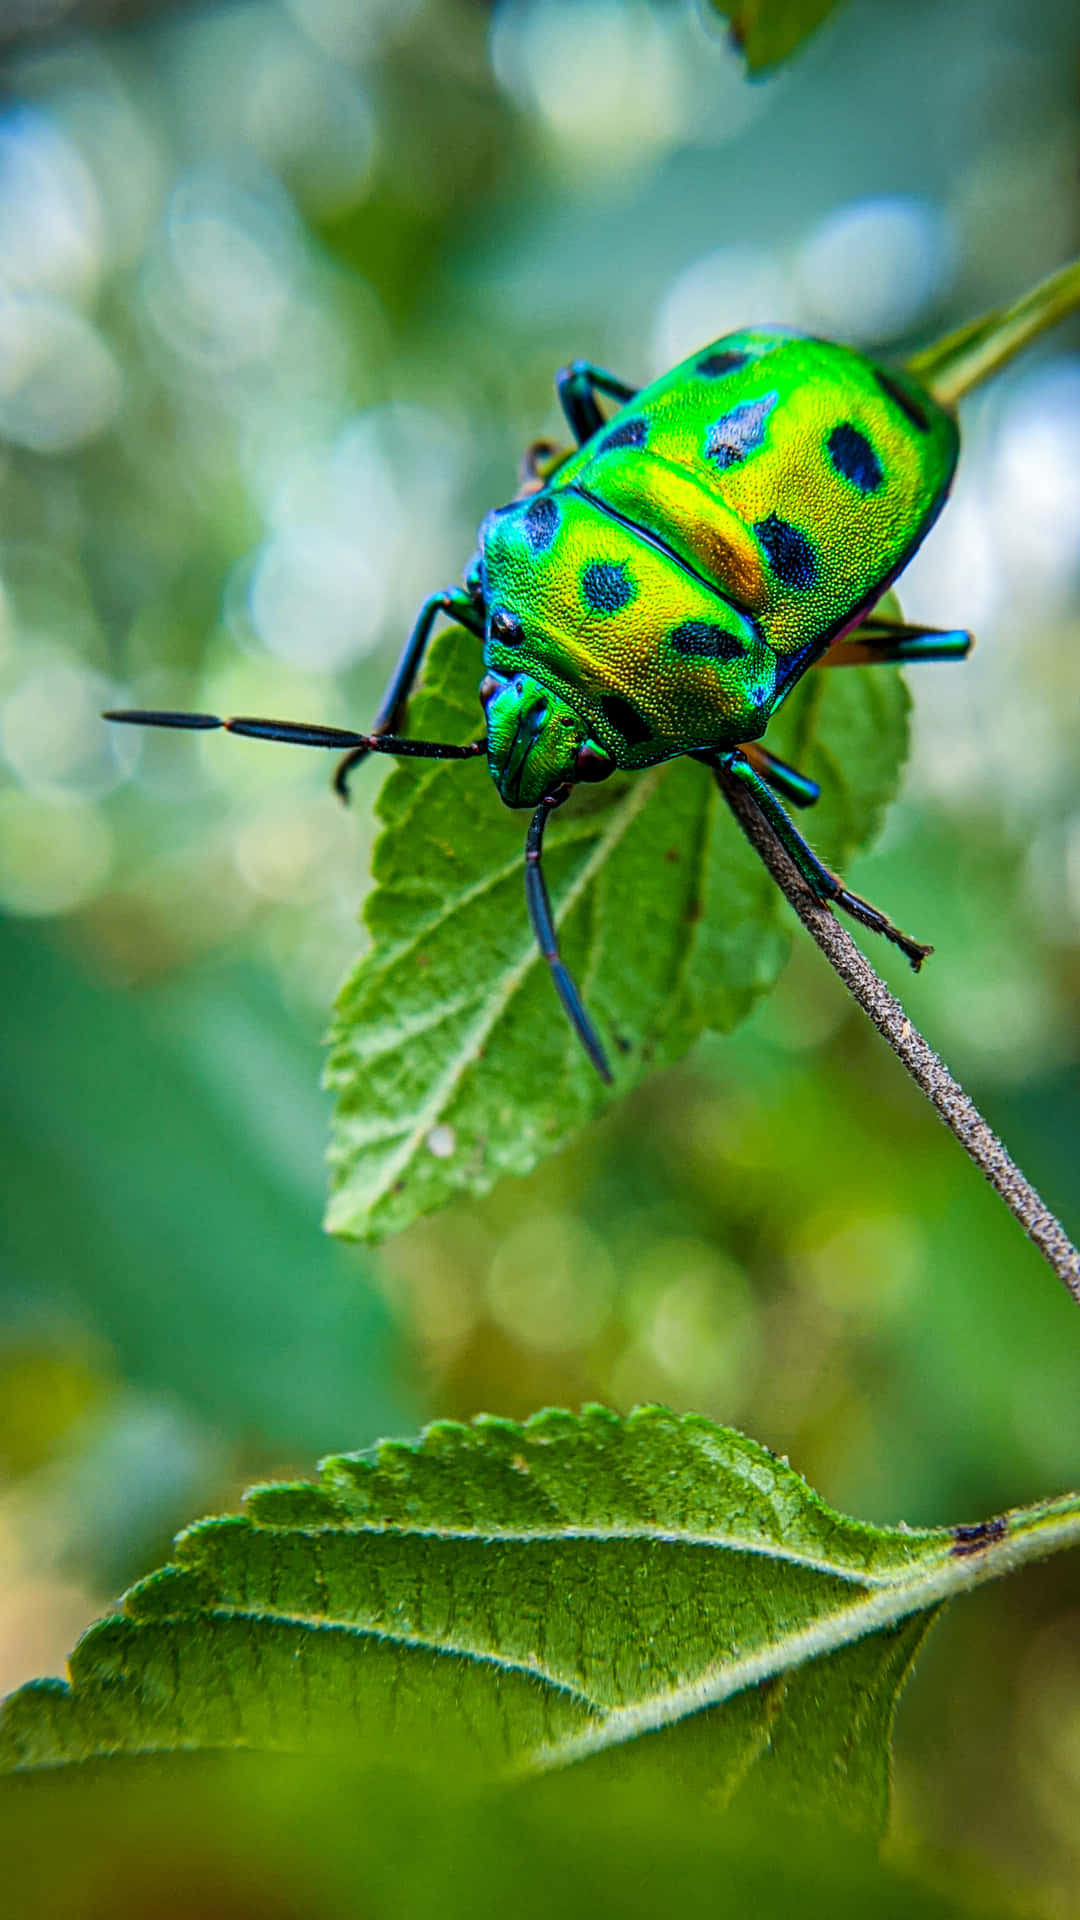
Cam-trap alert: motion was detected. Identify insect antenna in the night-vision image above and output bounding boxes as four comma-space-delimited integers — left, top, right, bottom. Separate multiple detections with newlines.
103, 708, 485, 764
524, 789, 613, 1085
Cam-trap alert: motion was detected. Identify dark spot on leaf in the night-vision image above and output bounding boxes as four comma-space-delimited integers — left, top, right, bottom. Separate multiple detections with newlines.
598, 415, 648, 454
598, 692, 652, 744
664, 847, 680, 864
697, 348, 749, 378
523, 493, 560, 552
951, 1516, 1008, 1558
684, 897, 703, 922
705, 394, 777, 469
670, 618, 745, 663
583, 560, 634, 613
755, 513, 818, 588
874, 368, 930, 432
827, 423, 883, 493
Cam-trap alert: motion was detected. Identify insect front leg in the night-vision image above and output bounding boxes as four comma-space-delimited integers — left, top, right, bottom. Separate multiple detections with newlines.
555, 360, 638, 444
711, 749, 932, 970
524, 788, 612, 1084
333, 584, 484, 800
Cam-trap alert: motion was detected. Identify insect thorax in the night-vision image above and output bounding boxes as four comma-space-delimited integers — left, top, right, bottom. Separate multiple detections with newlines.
478, 489, 778, 779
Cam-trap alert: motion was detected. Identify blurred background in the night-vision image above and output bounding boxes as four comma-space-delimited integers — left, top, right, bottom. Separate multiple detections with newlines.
0, 0, 1077, 1897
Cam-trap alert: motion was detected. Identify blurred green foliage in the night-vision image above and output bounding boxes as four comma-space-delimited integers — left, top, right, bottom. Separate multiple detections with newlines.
0, 1751, 1012, 1920
0, 0, 1077, 1905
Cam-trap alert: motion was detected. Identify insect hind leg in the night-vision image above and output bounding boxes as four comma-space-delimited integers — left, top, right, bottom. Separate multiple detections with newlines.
555, 361, 638, 444
820, 620, 973, 668
741, 742, 820, 809
712, 748, 932, 970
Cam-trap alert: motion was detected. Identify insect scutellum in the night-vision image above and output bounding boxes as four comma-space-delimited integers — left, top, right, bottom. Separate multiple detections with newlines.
106, 326, 978, 1085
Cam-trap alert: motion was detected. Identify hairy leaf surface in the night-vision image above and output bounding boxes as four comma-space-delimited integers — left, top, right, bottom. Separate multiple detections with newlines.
326, 628, 909, 1241
3, 1407, 1076, 1835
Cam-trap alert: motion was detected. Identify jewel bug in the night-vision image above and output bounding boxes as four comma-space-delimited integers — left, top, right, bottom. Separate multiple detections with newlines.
107, 327, 973, 1083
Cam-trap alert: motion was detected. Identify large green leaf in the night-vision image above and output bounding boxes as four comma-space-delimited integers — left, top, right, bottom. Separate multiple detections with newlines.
3, 1406, 1076, 1839
326, 629, 909, 1241
704, 0, 847, 74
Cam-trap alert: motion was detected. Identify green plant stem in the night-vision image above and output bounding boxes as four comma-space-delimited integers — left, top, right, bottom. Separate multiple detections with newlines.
909, 258, 1080, 407
716, 765, 1080, 1307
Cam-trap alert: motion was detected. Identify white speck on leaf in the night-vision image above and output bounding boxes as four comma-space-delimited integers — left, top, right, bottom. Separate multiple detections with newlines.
425, 1124, 456, 1159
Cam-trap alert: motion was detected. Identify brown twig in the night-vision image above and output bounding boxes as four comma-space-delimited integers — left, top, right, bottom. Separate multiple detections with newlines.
715, 765, 1080, 1308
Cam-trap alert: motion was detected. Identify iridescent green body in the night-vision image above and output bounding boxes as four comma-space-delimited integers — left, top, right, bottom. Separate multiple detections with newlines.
104, 268, 1080, 1075
105, 324, 967, 1082
479, 329, 958, 806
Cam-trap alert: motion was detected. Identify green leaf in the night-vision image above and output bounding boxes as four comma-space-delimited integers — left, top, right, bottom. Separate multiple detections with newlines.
3, 1405, 1077, 1838
326, 628, 909, 1242
704, 0, 847, 74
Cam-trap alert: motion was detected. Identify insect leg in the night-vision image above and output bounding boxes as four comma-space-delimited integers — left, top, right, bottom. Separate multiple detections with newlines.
712, 749, 933, 970
333, 585, 484, 800
820, 620, 973, 668
103, 708, 486, 763
742, 742, 821, 809
518, 439, 561, 494
555, 360, 639, 444
524, 789, 613, 1084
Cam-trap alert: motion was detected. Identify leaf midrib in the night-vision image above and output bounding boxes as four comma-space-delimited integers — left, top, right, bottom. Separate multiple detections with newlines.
237, 1519, 941, 1583
106, 1494, 1080, 1779
328, 767, 665, 1217
524, 1494, 1080, 1770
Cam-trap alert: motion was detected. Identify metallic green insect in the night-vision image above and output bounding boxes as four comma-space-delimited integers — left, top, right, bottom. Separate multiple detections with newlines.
108, 327, 972, 1082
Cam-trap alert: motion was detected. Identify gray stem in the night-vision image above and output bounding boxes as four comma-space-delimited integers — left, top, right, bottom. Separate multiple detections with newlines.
715, 765, 1080, 1308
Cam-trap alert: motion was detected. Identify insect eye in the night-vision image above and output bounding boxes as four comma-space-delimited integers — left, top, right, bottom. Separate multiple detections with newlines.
573, 740, 616, 783
490, 608, 524, 645
478, 673, 503, 707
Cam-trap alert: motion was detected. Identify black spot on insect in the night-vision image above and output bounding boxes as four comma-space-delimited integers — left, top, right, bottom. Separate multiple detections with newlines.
697, 349, 749, 378
598, 692, 652, 745
582, 560, 634, 614
754, 513, 818, 589
874, 368, 930, 433
827, 423, 884, 494
670, 619, 744, 664
705, 394, 776, 470
523, 493, 559, 553
598, 415, 648, 454
489, 608, 524, 645
951, 1516, 1008, 1558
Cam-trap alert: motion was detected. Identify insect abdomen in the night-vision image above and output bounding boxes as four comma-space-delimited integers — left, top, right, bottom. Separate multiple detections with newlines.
555, 330, 959, 658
